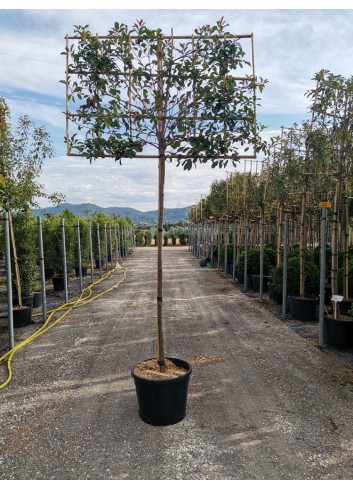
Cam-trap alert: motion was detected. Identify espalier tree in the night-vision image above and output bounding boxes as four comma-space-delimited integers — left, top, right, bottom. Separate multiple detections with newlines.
64, 18, 267, 371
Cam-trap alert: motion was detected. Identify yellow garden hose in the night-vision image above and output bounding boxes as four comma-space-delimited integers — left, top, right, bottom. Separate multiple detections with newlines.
0, 266, 128, 390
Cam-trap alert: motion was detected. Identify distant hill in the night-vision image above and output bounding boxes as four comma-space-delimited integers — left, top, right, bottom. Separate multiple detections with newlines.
32, 203, 192, 225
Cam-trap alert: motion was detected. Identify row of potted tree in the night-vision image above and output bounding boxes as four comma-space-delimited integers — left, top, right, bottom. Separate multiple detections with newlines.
0, 208, 133, 327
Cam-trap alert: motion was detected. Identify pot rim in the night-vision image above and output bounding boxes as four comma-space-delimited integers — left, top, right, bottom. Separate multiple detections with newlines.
131, 357, 192, 384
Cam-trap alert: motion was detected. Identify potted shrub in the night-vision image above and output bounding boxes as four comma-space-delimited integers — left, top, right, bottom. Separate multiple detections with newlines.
11, 211, 37, 326
66, 18, 267, 425
247, 247, 272, 292
272, 256, 319, 321
219, 243, 233, 274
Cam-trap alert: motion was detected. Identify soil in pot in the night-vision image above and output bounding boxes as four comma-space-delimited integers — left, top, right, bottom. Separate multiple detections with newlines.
324, 315, 353, 349
289, 296, 317, 322
13, 305, 33, 328
131, 357, 192, 426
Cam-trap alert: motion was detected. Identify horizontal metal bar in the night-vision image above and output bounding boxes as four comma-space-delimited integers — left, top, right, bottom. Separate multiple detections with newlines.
66, 112, 254, 121
67, 152, 256, 160
67, 34, 253, 41
67, 70, 254, 81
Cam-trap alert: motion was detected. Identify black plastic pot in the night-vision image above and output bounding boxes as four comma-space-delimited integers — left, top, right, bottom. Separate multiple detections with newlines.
339, 300, 353, 315
200, 257, 210, 267
289, 296, 317, 322
237, 272, 252, 288
324, 316, 353, 349
268, 282, 276, 300
52, 276, 65, 291
131, 357, 192, 426
75, 266, 88, 277
33, 292, 42, 308
45, 267, 54, 280
251, 275, 270, 293
95, 259, 106, 268
13, 295, 33, 308
13, 305, 33, 328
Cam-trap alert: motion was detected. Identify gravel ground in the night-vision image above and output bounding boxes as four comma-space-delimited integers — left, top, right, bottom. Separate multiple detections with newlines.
1, 246, 353, 480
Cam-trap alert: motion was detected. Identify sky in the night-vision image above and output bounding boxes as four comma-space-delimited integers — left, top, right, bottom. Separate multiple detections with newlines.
1, 3, 353, 212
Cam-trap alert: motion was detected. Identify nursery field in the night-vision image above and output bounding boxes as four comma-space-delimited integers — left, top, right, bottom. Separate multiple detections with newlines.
1, 247, 353, 480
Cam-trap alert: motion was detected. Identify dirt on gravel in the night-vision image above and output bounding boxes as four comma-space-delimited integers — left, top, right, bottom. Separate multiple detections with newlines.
1, 246, 353, 480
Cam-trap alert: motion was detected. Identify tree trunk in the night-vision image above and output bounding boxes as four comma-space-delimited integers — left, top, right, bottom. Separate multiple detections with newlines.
299, 181, 308, 298
156, 154, 166, 372
343, 197, 349, 300
156, 38, 166, 372
8, 209, 22, 306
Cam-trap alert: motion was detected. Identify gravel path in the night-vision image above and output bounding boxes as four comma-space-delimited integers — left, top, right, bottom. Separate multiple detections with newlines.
1, 246, 353, 480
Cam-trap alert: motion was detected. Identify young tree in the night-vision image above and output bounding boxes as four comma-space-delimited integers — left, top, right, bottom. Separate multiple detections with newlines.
0, 98, 63, 305
65, 18, 267, 371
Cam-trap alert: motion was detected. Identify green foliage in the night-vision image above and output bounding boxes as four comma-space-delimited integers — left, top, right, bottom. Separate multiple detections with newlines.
236, 247, 272, 275
66, 19, 267, 167
136, 230, 144, 247
219, 243, 233, 264
163, 232, 169, 246
272, 256, 320, 297
144, 231, 152, 246
179, 232, 187, 245
0, 98, 63, 211
337, 260, 353, 297
171, 233, 176, 246
12, 212, 38, 296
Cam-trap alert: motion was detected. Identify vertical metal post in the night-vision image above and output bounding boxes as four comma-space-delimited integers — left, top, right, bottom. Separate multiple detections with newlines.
244, 219, 248, 292
282, 213, 289, 318
259, 213, 265, 303
232, 220, 237, 283
210, 220, 214, 266
96, 223, 102, 278
61, 218, 68, 303
319, 207, 327, 347
217, 221, 221, 271
114, 225, 118, 264
76, 220, 83, 293
104, 224, 108, 272
117, 224, 121, 259
4, 211, 14, 350
224, 221, 228, 274
122, 226, 125, 258
108, 224, 112, 269
88, 221, 94, 284
37, 217, 47, 322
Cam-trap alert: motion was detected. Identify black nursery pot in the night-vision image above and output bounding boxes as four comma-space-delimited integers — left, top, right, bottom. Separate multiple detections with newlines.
13, 305, 33, 328
75, 266, 88, 277
33, 292, 42, 308
289, 296, 317, 322
52, 276, 65, 291
324, 316, 353, 349
131, 357, 192, 426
